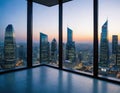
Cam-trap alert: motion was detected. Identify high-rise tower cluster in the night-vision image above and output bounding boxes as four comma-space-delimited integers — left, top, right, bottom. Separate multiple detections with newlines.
100, 20, 120, 71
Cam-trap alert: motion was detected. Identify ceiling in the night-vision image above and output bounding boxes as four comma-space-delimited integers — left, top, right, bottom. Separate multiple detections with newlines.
32, 0, 72, 7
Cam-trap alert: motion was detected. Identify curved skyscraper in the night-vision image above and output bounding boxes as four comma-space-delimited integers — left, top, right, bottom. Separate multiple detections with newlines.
100, 20, 109, 67
3, 24, 16, 69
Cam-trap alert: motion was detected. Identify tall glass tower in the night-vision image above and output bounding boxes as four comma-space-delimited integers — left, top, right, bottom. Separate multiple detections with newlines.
117, 45, 120, 69
18, 45, 25, 60
0, 43, 2, 66
51, 38, 57, 63
40, 32, 50, 64
67, 28, 73, 43
100, 20, 109, 67
112, 35, 118, 55
66, 27, 76, 63
3, 24, 16, 69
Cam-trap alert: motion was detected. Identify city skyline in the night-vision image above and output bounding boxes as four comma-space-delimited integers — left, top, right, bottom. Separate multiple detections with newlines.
0, 23, 120, 79
0, 0, 120, 82
0, 0, 120, 43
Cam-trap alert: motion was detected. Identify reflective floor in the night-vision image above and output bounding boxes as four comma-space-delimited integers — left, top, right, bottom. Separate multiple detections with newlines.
0, 66, 120, 93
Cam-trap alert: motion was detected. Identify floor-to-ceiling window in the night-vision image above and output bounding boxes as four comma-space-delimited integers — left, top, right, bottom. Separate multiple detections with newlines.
99, 0, 120, 81
62, 0, 93, 74
0, 0, 27, 72
32, 2, 58, 67
0, 0, 119, 83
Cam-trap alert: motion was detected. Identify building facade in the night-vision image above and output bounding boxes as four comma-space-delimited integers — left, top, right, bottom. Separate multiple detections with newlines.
112, 35, 118, 54
100, 20, 109, 67
19, 45, 25, 60
40, 33, 50, 64
51, 38, 57, 63
0, 43, 2, 66
3, 24, 16, 69
117, 45, 120, 69
66, 28, 76, 63
112, 35, 118, 65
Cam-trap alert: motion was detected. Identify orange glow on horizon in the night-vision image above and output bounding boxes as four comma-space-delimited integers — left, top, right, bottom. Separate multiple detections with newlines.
33, 34, 93, 43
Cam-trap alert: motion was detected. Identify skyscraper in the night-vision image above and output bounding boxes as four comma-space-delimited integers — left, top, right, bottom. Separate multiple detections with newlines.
51, 38, 57, 63
112, 35, 118, 54
100, 20, 109, 67
18, 45, 25, 60
0, 43, 4, 68
66, 27, 76, 63
67, 28, 73, 43
40, 32, 50, 64
3, 24, 16, 69
33, 46, 39, 64
117, 45, 120, 69
0, 43, 2, 66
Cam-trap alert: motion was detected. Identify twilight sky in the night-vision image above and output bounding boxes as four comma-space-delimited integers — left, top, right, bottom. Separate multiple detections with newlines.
0, 0, 120, 43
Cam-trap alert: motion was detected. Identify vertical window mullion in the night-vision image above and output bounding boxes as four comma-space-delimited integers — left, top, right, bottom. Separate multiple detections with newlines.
58, 0, 63, 69
27, 0, 33, 68
93, 0, 98, 77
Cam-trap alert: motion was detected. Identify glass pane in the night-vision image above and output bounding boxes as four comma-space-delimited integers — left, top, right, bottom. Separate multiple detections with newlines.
63, 0, 93, 74
33, 3, 58, 67
0, 0, 27, 71
99, 0, 120, 81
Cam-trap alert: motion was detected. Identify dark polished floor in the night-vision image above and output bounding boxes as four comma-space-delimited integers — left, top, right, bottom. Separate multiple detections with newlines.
0, 66, 120, 93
